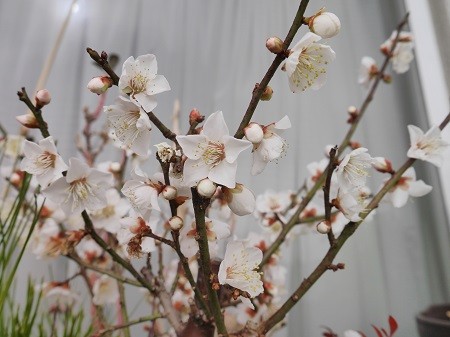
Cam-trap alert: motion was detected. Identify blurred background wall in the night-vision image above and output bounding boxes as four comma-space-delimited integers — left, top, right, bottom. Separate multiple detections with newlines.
0, 0, 449, 336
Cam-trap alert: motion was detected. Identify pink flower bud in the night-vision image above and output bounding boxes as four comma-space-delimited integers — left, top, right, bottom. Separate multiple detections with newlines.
223, 183, 256, 216
266, 37, 284, 54
162, 185, 177, 200
35, 89, 51, 108
16, 114, 39, 129
197, 178, 217, 198
244, 123, 264, 144
309, 12, 341, 39
87, 76, 113, 95
168, 216, 184, 231
189, 108, 204, 125
316, 221, 330, 234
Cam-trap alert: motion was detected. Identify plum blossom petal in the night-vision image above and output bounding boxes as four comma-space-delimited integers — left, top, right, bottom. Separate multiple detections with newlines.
92, 275, 119, 305
285, 32, 336, 93
407, 125, 449, 167
201, 111, 229, 141
335, 148, 373, 189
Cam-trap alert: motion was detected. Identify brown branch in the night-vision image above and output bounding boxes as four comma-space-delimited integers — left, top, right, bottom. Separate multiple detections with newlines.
95, 314, 163, 337
323, 146, 338, 245
86, 48, 120, 85
234, 0, 310, 139
17, 87, 50, 138
258, 111, 450, 335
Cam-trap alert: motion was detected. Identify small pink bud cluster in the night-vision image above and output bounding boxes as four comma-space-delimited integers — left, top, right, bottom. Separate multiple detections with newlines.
35, 89, 51, 109
266, 37, 284, 54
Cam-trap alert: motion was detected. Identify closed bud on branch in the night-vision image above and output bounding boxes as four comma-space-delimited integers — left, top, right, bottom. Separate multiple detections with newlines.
222, 183, 256, 216
244, 123, 264, 144
162, 185, 177, 200
372, 157, 394, 174
266, 37, 284, 54
168, 216, 184, 231
316, 220, 330, 234
260, 85, 273, 101
189, 108, 204, 125
87, 76, 113, 95
16, 113, 39, 129
308, 11, 341, 39
197, 178, 217, 198
382, 74, 392, 83
35, 89, 51, 109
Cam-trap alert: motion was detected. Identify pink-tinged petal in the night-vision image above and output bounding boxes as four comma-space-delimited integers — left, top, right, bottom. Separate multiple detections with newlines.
407, 125, 424, 145
176, 135, 208, 160
39, 136, 58, 153
223, 136, 252, 163
408, 180, 432, 197
136, 54, 157, 75
182, 158, 210, 186
66, 158, 90, 183
146, 75, 170, 96
209, 161, 237, 188
22, 140, 42, 158
251, 149, 268, 175
390, 188, 409, 208
141, 237, 156, 253
274, 116, 291, 130
134, 93, 157, 112
202, 111, 229, 141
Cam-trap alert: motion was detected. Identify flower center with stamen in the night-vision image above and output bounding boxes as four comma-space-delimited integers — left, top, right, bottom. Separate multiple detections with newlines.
129, 73, 148, 97
201, 141, 225, 167
92, 205, 115, 219
35, 151, 56, 172
67, 178, 93, 210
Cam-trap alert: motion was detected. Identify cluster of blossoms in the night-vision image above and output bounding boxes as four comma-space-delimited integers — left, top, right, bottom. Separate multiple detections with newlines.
2, 6, 448, 337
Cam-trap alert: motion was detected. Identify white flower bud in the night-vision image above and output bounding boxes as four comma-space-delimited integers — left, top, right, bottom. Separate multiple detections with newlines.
168, 216, 184, 231
223, 183, 256, 216
110, 162, 122, 172
35, 89, 51, 108
316, 221, 330, 234
266, 37, 284, 54
372, 157, 393, 173
87, 76, 113, 95
244, 123, 264, 144
324, 144, 334, 157
310, 12, 341, 39
162, 185, 177, 200
197, 178, 217, 198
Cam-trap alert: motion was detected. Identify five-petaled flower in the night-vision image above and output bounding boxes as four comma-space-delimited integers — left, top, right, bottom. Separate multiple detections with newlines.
176, 111, 252, 188
407, 125, 449, 167
119, 54, 170, 112
335, 148, 373, 189
20, 136, 67, 186
218, 240, 264, 298
42, 158, 113, 215
105, 97, 152, 156
284, 32, 336, 93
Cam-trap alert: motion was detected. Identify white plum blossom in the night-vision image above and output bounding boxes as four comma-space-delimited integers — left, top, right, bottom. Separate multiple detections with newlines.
39, 282, 78, 312
385, 167, 432, 208
89, 188, 130, 234
42, 158, 113, 215
179, 217, 230, 258
334, 186, 371, 222
105, 97, 152, 156
176, 111, 252, 188
249, 116, 291, 175
122, 167, 163, 220
285, 32, 336, 93
380, 31, 414, 74
358, 56, 378, 88
118, 54, 170, 112
155, 142, 177, 163
407, 125, 449, 167
255, 190, 292, 214
335, 148, 373, 189
20, 136, 67, 186
75, 238, 111, 269
31, 218, 62, 259
92, 275, 120, 305
218, 240, 264, 298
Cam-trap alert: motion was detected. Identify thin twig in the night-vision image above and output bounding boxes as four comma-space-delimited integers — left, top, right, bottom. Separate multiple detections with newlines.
234, 0, 310, 138
17, 88, 50, 138
95, 314, 163, 336
323, 146, 338, 245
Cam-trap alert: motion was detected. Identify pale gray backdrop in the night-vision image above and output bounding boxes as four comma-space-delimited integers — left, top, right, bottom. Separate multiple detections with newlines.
1, 0, 449, 336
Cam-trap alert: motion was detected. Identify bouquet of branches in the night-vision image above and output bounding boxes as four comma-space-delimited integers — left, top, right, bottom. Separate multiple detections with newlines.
1, 1, 449, 337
